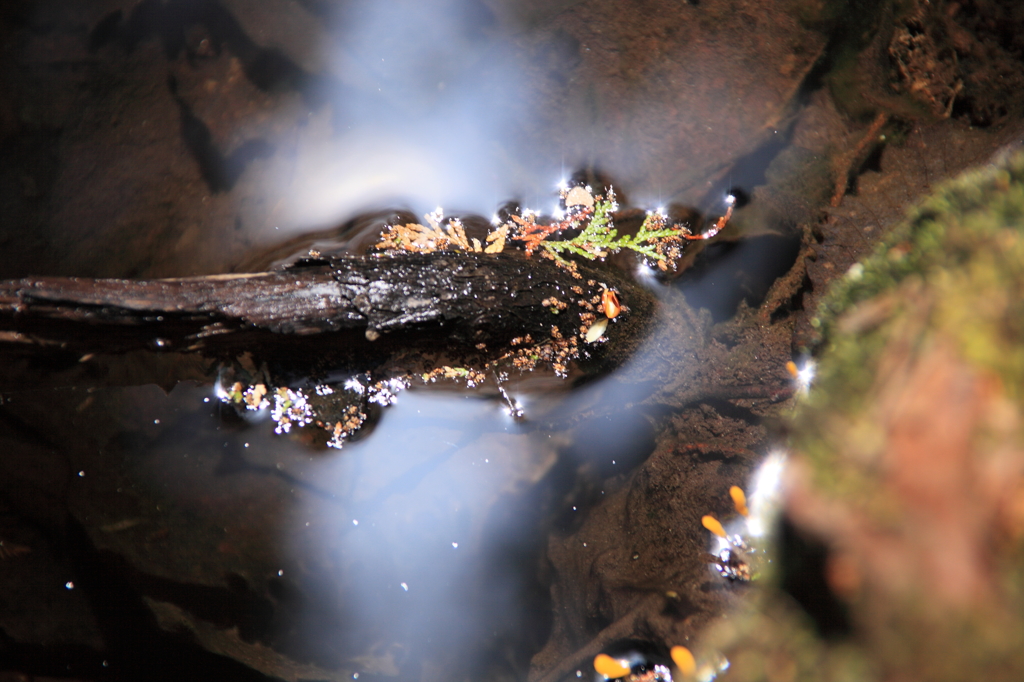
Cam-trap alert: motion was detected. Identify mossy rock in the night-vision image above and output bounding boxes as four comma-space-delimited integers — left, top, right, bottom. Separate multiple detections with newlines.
811, 145, 1024, 404
705, 147, 1024, 682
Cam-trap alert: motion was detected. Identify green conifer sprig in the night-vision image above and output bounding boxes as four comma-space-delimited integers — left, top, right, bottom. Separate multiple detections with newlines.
537, 195, 683, 263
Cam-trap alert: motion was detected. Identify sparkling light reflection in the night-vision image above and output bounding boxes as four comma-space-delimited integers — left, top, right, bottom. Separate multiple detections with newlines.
746, 450, 787, 538
795, 359, 816, 394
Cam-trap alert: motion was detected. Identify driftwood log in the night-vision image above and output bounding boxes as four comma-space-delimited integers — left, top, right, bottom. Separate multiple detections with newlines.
0, 252, 656, 372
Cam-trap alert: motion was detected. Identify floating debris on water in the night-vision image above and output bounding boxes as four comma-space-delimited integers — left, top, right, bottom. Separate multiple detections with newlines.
592, 645, 728, 682
785, 358, 816, 395
209, 185, 719, 448
593, 651, 671, 682
373, 186, 729, 271
701, 452, 787, 581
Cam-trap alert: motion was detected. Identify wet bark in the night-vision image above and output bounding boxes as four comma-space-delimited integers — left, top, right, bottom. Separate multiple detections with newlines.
0, 252, 655, 363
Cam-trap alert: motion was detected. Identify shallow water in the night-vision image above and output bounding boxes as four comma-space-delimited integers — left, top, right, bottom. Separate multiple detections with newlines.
2, 0, 1021, 680
0, 315, 697, 680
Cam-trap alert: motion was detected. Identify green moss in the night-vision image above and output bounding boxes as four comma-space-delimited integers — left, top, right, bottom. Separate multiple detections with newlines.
704, 594, 875, 682
786, 157, 1024, 561
711, 149, 1024, 682
800, 151, 1024, 491
812, 150, 1024, 356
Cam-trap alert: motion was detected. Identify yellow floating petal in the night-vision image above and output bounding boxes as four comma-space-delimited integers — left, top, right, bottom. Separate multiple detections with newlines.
701, 515, 726, 538
729, 485, 749, 517
671, 646, 696, 677
593, 653, 631, 679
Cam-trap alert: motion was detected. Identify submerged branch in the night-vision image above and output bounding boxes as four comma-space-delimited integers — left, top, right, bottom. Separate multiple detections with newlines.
0, 252, 656, 368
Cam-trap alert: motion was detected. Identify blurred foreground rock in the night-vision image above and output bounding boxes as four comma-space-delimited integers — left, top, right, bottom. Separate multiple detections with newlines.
709, 147, 1024, 681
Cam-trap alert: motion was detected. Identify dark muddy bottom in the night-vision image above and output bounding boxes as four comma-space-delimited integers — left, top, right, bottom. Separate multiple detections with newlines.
1, 0, 1023, 681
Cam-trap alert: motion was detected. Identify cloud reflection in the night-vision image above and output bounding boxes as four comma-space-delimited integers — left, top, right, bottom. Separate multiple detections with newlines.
285, 390, 558, 676
273, 0, 538, 230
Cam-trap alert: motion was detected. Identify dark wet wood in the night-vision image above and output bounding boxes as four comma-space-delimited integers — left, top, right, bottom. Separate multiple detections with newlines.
0, 252, 655, 361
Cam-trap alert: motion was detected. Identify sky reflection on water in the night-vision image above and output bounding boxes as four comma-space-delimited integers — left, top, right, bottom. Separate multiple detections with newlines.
270, 0, 544, 231
106, 359, 662, 676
